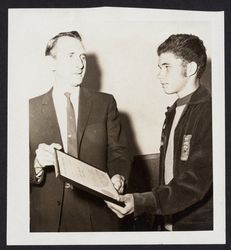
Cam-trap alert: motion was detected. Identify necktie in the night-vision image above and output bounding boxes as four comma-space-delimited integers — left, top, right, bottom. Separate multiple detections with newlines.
64, 92, 78, 158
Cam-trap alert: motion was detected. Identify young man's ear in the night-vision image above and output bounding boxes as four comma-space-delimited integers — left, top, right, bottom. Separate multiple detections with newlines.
45, 56, 56, 72
186, 61, 198, 77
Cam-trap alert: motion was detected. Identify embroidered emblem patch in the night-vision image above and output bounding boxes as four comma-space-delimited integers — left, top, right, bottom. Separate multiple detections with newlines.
180, 135, 192, 161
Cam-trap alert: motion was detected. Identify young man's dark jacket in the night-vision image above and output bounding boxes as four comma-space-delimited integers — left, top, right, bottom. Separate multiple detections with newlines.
133, 85, 213, 230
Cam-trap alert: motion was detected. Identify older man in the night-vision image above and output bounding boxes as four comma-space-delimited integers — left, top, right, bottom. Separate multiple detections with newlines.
30, 31, 131, 232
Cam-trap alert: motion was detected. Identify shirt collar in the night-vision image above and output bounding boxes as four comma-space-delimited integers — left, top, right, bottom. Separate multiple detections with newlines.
53, 85, 80, 102
176, 92, 194, 107
166, 85, 211, 114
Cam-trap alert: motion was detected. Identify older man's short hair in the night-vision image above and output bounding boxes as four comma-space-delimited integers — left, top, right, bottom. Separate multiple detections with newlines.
45, 31, 82, 58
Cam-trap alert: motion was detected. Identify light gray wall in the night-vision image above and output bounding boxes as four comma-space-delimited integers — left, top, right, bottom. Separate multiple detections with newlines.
9, 8, 212, 155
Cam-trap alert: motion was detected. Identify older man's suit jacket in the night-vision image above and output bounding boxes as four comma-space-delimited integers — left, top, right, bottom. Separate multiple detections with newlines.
29, 87, 131, 232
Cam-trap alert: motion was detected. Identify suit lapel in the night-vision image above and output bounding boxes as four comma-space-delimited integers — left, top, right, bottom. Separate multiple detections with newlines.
41, 88, 63, 146
77, 87, 93, 155
40, 87, 92, 155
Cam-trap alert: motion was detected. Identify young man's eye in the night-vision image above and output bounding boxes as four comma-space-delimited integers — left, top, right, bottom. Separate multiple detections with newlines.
164, 65, 170, 71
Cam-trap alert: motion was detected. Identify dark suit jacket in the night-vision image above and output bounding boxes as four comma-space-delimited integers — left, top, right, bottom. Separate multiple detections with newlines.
29, 87, 131, 232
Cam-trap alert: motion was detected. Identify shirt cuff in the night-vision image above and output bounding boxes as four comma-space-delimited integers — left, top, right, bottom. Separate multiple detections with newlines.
34, 158, 45, 184
133, 191, 158, 217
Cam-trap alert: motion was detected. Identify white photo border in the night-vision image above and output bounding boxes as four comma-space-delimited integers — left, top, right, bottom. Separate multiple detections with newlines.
7, 7, 225, 245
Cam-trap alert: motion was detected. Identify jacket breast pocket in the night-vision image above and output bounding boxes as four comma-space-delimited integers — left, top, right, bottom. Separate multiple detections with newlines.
84, 123, 106, 143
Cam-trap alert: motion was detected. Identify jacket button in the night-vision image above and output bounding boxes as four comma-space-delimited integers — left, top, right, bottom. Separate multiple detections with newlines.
57, 201, 61, 206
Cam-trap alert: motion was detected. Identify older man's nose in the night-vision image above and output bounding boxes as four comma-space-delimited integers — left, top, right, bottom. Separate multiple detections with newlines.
75, 56, 84, 69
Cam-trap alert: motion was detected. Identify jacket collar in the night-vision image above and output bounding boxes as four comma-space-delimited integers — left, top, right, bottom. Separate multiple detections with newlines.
41, 86, 93, 104
40, 86, 93, 156
188, 85, 211, 105
77, 87, 93, 153
41, 87, 53, 105
166, 85, 211, 115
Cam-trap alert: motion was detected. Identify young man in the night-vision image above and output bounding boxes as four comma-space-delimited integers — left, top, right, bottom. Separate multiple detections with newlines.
29, 31, 131, 232
106, 34, 213, 231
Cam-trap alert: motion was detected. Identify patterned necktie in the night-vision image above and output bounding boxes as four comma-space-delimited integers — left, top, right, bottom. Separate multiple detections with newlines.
64, 92, 78, 158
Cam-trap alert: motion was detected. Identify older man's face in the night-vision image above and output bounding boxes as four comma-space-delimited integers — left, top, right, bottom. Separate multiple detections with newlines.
52, 36, 86, 87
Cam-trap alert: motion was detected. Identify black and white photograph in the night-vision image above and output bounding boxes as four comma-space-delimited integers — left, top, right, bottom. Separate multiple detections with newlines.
7, 7, 225, 245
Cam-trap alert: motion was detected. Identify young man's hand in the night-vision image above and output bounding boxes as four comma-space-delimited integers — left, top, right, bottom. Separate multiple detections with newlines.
105, 194, 134, 218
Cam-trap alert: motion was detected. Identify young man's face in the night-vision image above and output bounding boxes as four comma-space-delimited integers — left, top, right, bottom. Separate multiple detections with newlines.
52, 36, 86, 87
157, 52, 188, 96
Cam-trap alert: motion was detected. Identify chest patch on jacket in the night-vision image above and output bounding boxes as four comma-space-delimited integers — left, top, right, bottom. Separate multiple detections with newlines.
180, 135, 192, 161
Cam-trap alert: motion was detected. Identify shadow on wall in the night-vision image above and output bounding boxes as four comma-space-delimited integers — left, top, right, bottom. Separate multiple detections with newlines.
82, 54, 141, 158
82, 53, 143, 156
82, 53, 102, 91
120, 112, 142, 157
120, 112, 161, 231
201, 58, 211, 92
82, 54, 211, 158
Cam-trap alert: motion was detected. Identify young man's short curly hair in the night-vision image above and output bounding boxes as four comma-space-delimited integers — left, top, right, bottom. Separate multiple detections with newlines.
157, 34, 207, 79
45, 31, 82, 58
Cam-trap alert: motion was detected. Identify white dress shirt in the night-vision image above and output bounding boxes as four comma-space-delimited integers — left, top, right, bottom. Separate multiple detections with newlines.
52, 86, 80, 153
163, 104, 186, 231
164, 104, 186, 185
34, 86, 80, 183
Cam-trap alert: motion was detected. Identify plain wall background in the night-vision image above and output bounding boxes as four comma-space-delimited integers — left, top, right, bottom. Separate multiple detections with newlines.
9, 8, 211, 155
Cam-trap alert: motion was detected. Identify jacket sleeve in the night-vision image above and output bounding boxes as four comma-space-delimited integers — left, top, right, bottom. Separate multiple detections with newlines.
29, 99, 38, 185
30, 156, 45, 185
106, 96, 132, 182
133, 102, 212, 216
29, 98, 45, 186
